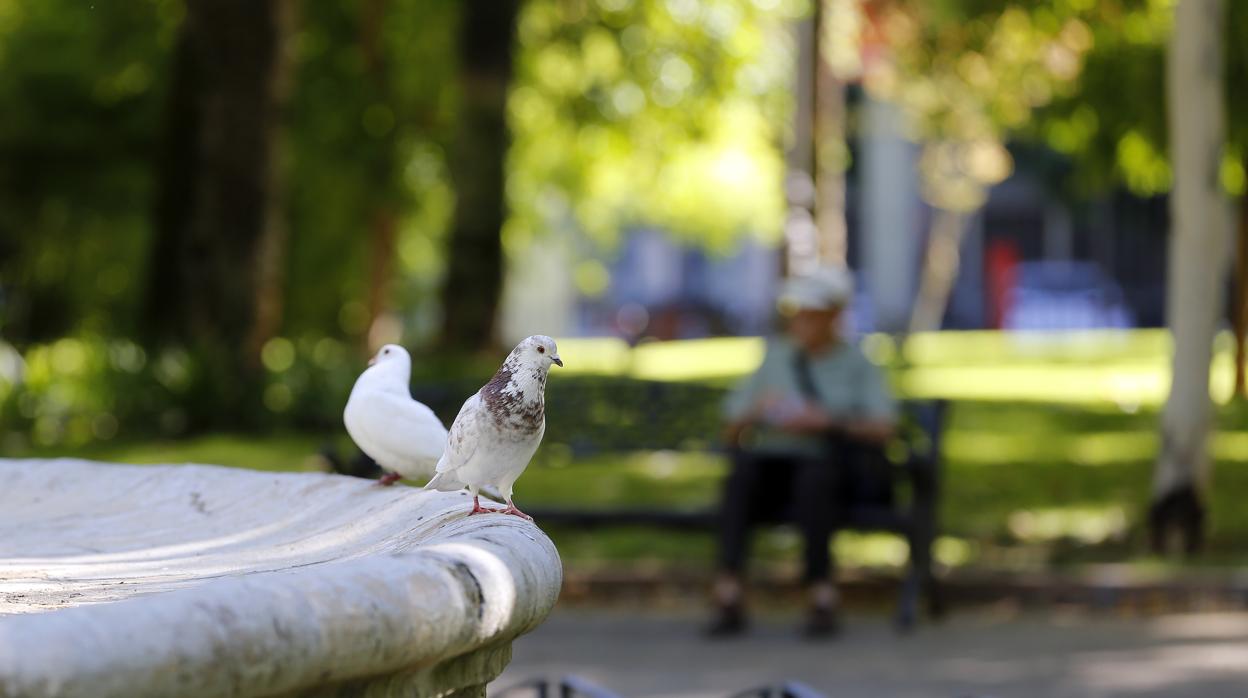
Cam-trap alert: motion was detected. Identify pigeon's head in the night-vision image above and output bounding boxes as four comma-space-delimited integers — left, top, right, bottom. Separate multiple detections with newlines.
367, 343, 411, 369
513, 335, 563, 370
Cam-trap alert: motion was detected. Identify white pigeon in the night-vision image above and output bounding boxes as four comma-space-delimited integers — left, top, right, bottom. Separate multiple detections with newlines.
344, 344, 449, 486
425, 335, 563, 519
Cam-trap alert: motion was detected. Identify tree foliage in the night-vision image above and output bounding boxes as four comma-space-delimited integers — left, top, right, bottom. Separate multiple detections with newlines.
999, 0, 1245, 200
284, 0, 458, 345
0, 0, 179, 343
867, 0, 1093, 211
507, 0, 805, 273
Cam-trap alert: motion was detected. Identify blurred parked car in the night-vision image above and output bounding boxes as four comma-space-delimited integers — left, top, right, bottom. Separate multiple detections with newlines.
1002, 261, 1135, 331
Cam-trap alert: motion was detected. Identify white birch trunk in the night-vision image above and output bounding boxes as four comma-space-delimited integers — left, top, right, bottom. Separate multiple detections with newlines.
1154, 0, 1231, 509
814, 22, 848, 268
908, 208, 969, 334
783, 15, 818, 277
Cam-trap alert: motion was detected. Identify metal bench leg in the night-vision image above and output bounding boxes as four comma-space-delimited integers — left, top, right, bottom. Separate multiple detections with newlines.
895, 527, 921, 632
915, 504, 945, 622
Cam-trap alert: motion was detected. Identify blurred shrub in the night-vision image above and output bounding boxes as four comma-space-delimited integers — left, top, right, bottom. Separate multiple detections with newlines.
2, 336, 181, 450
411, 375, 726, 456
0, 334, 730, 454
0, 335, 360, 450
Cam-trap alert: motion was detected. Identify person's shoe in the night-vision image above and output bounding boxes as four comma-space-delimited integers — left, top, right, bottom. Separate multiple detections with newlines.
705, 602, 747, 638
803, 604, 841, 640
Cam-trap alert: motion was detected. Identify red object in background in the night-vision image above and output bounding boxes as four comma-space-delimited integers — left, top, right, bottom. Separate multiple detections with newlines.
986, 239, 1019, 329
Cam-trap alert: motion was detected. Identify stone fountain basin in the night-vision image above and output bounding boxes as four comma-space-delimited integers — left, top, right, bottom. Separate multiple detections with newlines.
0, 458, 562, 698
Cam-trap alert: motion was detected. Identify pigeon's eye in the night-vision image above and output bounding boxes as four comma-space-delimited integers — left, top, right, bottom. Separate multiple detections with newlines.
537, 346, 546, 354
383, 349, 390, 355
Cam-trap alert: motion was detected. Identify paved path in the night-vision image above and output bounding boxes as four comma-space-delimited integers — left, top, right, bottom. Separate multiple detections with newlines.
495, 607, 1248, 698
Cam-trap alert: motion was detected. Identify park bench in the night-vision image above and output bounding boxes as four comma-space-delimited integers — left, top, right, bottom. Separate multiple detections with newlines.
414, 377, 949, 630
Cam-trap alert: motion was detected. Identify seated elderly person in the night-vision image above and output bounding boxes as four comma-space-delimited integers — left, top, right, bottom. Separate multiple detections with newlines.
709, 267, 897, 638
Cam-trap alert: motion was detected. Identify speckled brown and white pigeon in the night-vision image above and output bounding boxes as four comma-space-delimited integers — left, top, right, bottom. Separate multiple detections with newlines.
344, 344, 448, 486
425, 335, 563, 519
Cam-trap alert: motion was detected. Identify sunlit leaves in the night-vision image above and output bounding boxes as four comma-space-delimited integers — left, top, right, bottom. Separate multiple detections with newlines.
869, 2, 1092, 210
285, 0, 458, 344
1027, 0, 1246, 198
508, 0, 805, 256
1222, 151, 1246, 197
1115, 129, 1171, 195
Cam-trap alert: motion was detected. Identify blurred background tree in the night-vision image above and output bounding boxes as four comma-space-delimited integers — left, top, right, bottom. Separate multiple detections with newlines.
0, 0, 804, 435
863, 1, 1093, 333
439, 0, 522, 351
0, 0, 177, 343
506, 0, 800, 292
3, 0, 1248, 564
145, 0, 297, 418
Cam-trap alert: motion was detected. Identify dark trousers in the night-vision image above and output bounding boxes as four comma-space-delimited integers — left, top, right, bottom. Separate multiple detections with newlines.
717, 443, 866, 584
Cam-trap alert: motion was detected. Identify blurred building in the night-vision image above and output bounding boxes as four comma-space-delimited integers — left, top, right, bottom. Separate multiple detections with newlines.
502, 106, 1171, 344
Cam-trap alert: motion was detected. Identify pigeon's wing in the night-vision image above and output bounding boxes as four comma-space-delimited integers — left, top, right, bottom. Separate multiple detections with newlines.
354, 392, 448, 469
342, 379, 370, 445
435, 393, 486, 476
499, 418, 544, 487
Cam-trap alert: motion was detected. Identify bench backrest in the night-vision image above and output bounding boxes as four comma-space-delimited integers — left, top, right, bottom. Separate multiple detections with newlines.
414, 376, 947, 464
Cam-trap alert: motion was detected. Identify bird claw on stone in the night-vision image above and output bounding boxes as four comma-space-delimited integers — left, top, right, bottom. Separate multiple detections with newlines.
376, 473, 402, 487
469, 496, 504, 516
502, 505, 533, 521
468, 506, 505, 516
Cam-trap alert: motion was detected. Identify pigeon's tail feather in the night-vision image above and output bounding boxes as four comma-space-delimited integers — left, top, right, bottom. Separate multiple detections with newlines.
424, 472, 465, 492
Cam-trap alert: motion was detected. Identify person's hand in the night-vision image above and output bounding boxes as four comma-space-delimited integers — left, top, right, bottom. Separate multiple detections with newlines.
722, 420, 748, 447
777, 403, 837, 434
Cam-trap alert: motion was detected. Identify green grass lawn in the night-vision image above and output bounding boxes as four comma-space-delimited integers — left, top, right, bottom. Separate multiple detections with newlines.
13, 399, 1248, 576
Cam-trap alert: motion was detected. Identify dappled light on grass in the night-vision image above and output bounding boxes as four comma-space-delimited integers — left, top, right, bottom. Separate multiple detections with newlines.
552, 337, 632, 375
1007, 505, 1129, 546
935, 536, 974, 568
946, 428, 1248, 468
833, 532, 909, 569
631, 337, 767, 382
547, 330, 1248, 407
1213, 432, 1248, 462
899, 361, 1170, 406
903, 329, 1171, 365
556, 336, 765, 381
523, 450, 723, 509
945, 429, 1157, 467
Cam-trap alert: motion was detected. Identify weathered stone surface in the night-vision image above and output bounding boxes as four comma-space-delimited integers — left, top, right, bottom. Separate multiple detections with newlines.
0, 459, 562, 698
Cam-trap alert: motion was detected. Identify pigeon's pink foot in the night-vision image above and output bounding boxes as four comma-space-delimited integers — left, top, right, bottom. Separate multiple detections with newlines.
502, 502, 533, 521
469, 496, 503, 516
377, 472, 402, 486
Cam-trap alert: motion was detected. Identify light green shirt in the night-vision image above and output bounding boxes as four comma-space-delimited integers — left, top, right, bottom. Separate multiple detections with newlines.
724, 336, 897, 456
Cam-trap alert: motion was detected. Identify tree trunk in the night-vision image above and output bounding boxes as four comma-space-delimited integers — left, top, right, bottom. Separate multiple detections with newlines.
438, 0, 521, 351
247, 1, 298, 366
366, 210, 399, 349
814, 2, 848, 269
360, 0, 401, 352
861, 97, 921, 334
1233, 174, 1248, 397
782, 13, 817, 277
908, 207, 968, 334
1151, 0, 1231, 555
146, 0, 295, 405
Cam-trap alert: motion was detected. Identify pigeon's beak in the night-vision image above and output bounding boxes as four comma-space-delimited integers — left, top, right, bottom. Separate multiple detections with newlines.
367, 356, 377, 367
552, 355, 564, 368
